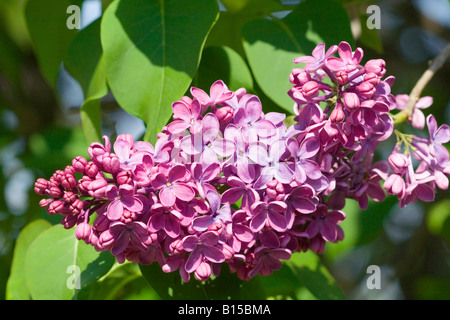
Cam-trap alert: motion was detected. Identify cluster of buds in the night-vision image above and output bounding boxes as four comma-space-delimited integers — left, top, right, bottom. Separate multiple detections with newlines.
34, 41, 449, 282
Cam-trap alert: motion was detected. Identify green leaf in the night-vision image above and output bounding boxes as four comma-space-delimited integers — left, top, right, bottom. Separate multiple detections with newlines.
285, 251, 346, 300
64, 18, 108, 144
6, 219, 52, 300
24, 0, 82, 87
24, 224, 115, 300
242, 0, 354, 113
101, 0, 219, 143
196, 45, 253, 92
139, 262, 265, 300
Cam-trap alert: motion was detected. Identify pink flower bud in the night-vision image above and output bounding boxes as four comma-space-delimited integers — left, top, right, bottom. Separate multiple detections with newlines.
363, 72, 380, 86
34, 178, 48, 195
88, 178, 108, 198
88, 135, 111, 164
221, 243, 235, 260
102, 153, 120, 174
195, 261, 212, 281
62, 214, 78, 229
388, 152, 410, 174
52, 170, 65, 183
169, 238, 184, 255
364, 59, 386, 77
93, 213, 110, 232
75, 222, 92, 241
47, 200, 65, 215
302, 81, 319, 99
39, 198, 52, 207
72, 156, 88, 173
63, 191, 77, 204
48, 185, 63, 198
85, 161, 99, 178
61, 173, 77, 189
208, 222, 224, 235
356, 81, 375, 98
290, 68, 311, 85
330, 102, 345, 123
116, 170, 132, 185
69, 199, 84, 214
342, 92, 360, 111
78, 175, 93, 193
215, 106, 234, 124
335, 71, 348, 85
383, 174, 405, 197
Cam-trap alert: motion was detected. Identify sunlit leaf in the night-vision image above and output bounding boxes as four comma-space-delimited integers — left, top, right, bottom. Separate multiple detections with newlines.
101, 0, 219, 143
242, 0, 353, 113
24, 224, 115, 300
6, 219, 51, 300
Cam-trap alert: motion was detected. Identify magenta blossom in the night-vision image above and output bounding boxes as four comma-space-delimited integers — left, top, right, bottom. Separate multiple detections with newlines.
151, 165, 195, 207
182, 231, 226, 273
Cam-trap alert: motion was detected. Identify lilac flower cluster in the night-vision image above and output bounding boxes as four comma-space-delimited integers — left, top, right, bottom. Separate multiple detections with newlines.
34, 41, 449, 282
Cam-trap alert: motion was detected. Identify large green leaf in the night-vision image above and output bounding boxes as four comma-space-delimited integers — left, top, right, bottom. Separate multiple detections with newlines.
24, 224, 115, 300
24, 0, 83, 87
196, 45, 254, 93
242, 0, 354, 113
64, 18, 108, 144
6, 219, 51, 300
101, 0, 219, 143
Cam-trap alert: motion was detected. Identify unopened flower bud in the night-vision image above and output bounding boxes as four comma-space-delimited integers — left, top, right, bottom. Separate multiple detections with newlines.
85, 161, 99, 178
78, 175, 93, 193
208, 222, 224, 235
88, 178, 108, 198
330, 102, 345, 123
116, 170, 132, 185
356, 81, 375, 98
335, 71, 348, 85
302, 81, 319, 99
290, 68, 311, 85
169, 238, 184, 254
383, 174, 405, 197
52, 170, 65, 183
61, 173, 77, 189
364, 59, 386, 77
72, 156, 88, 173
102, 153, 120, 174
69, 199, 84, 214
62, 214, 78, 229
195, 261, 212, 281
75, 222, 92, 241
215, 106, 234, 124
34, 178, 48, 195
63, 191, 77, 204
48, 184, 63, 198
93, 213, 110, 232
388, 152, 410, 174
39, 198, 53, 208
342, 92, 360, 111
363, 72, 380, 86
47, 200, 65, 215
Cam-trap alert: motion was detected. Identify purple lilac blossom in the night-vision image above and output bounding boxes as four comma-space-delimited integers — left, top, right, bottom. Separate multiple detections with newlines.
34, 41, 449, 282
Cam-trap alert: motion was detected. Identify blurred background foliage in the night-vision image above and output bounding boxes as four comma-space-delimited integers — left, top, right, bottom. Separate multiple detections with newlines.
1, 0, 449, 300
